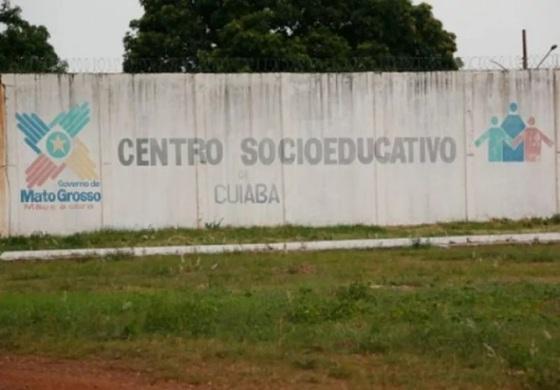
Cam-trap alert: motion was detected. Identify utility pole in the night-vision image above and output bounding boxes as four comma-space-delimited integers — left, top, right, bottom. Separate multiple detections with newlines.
522, 29, 528, 70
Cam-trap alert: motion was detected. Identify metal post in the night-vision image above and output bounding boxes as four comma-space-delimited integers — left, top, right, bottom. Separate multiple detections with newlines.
522, 29, 528, 70
536, 45, 558, 69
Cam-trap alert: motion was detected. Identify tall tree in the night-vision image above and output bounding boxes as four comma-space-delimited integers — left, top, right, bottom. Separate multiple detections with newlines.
123, 0, 459, 73
0, 0, 67, 73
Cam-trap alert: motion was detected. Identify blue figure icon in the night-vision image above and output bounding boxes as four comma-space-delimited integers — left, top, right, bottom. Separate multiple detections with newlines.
474, 117, 513, 162
501, 102, 526, 162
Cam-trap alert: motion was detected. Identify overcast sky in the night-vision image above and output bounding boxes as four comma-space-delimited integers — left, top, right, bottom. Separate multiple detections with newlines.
8, 0, 560, 72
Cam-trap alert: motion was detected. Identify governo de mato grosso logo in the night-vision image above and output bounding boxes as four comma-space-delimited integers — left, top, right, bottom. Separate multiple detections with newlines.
16, 103, 99, 188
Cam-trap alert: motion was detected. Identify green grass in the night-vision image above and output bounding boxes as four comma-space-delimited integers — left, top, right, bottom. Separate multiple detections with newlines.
1, 244, 560, 388
2, 215, 560, 252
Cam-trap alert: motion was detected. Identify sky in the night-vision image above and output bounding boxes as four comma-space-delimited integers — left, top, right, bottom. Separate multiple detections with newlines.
7, 0, 560, 72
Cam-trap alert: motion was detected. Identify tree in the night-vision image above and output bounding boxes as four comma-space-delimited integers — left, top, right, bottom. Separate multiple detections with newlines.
123, 0, 458, 73
0, 0, 67, 73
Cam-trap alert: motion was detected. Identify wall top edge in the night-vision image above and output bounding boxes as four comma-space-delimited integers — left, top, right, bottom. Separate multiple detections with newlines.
0, 69, 558, 78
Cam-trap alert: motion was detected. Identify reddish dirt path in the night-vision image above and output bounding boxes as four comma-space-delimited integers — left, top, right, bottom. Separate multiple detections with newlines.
0, 354, 354, 389
0, 356, 186, 390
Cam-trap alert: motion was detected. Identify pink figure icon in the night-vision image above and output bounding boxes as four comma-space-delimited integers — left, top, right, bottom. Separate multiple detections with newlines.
512, 117, 553, 162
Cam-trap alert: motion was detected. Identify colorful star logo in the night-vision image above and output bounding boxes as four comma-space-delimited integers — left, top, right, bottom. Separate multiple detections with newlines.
17, 103, 98, 188
46, 131, 72, 159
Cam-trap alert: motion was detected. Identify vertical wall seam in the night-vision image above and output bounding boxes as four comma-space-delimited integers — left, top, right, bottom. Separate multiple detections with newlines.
7, 76, 13, 235
371, 72, 379, 225
0, 75, 8, 236
96, 75, 105, 228
462, 72, 470, 221
554, 70, 559, 214
192, 74, 201, 228
279, 73, 287, 226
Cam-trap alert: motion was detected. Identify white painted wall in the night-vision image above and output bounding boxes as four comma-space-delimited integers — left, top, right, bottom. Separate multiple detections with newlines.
0, 70, 558, 235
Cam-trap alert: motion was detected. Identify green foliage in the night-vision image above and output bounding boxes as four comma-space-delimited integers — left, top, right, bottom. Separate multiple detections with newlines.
1, 281, 559, 388
0, 1, 66, 73
2, 216, 560, 252
123, 0, 458, 73
2, 244, 560, 387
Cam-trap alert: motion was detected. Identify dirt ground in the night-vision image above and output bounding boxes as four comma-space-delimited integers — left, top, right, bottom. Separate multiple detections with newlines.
0, 355, 187, 390
0, 355, 351, 390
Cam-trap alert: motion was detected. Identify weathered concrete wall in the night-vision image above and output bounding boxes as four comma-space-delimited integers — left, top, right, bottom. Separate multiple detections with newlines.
0, 71, 558, 235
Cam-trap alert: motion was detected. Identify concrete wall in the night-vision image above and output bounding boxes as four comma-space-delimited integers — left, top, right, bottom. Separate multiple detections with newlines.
0, 71, 558, 235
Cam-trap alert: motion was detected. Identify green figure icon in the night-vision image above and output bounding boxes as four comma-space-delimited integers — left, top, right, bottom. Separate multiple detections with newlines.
475, 117, 513, 162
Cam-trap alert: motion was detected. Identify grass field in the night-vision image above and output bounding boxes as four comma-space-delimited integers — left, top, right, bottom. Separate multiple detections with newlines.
1, 216, 560, 252
1, 243, 559, 388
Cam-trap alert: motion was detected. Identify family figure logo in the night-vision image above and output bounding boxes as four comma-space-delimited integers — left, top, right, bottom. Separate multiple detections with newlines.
17, 103, 99, 188
475, 102, 553, 162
